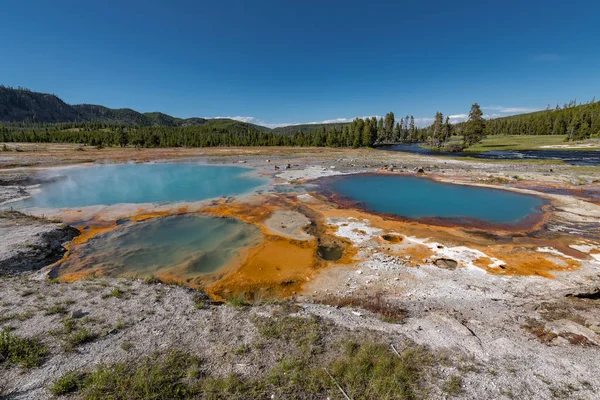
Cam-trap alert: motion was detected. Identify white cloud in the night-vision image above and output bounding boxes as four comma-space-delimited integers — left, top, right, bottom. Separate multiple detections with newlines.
211, 106, 537, 130
211, 115, 382, 129
481, 106, 541, 113
414, 117, 433, 126
448, 113, 468, 123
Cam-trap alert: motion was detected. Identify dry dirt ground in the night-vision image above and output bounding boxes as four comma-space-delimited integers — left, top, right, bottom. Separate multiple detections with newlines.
1, 144, 600, 399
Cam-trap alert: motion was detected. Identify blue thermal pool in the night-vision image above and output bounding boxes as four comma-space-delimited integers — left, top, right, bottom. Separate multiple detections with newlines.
18, 163, 267, 208
318, 174, 547, 224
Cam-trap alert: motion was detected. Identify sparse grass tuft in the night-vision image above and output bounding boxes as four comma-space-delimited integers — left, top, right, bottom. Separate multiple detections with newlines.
114, 319, 125, 331
0, 310, 35, 323
144, 274, 161, 285
443, 375, 465, 396
193, 291, 208, 309
50, 370, 85, 396
20, 289, 36, 297
225, 293, 249, 308
318, 292, 409, 323
52, 317, 99, 351
69, 328, 98, 347
105, 287, 124, 299
44, 303, 67, 316
0, 328, 47, 368
120, 341, 133, 351
254, 315, 324, 352
233, 343, 251, 355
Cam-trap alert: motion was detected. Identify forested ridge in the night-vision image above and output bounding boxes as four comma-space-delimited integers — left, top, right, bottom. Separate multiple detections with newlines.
1, 86, 598, 149
482, 100, 600, 140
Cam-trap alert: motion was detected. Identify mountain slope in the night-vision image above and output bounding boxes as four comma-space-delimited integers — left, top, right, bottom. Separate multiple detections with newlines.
0, 86, 260, 129
0, 86, 346, 134
0, 86, 83, 123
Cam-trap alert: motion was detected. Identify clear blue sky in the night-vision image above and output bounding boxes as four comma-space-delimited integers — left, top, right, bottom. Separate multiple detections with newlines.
1, 0, 599, 127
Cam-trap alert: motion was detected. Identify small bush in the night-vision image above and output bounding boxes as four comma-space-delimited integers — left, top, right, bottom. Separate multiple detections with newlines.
0, 328, 47, 368
443, 142, 465, 153
50, 370, 85, 396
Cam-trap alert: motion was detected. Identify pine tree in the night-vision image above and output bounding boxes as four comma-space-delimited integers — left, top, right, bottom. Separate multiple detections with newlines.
463, 103, 486, 147
377, 118, 384, 142
567, 115, 581, 141
384, 112, 395, 143
430, 112, 444, 147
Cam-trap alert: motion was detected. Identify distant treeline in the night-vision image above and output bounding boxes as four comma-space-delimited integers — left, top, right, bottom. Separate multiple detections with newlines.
419, 99, 600, 150
481, 99, 600, 140
0, 115, 426, 148
1, 100, 598, 150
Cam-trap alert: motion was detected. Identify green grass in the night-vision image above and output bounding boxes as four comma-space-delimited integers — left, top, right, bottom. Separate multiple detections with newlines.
44, 303, 68, 316
0, 328, 47, 368
465, 134, 596, 152
51, 317, 99, 351
225, 293, 249, 308
69, 328, 98, 346
49, 340, 434, 400
0, 309, 35, 323
104, 287, 125, 299
205, 340, 433, 399
53, 351, 201, 399
254, 315, 324, 351
443, 375, 465, 396
50, 371, 85, 396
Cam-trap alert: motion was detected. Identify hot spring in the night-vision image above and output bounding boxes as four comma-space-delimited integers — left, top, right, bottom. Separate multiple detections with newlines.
317, 174, 547, 225
18, 163, 267, 209
53, 214, 263, 282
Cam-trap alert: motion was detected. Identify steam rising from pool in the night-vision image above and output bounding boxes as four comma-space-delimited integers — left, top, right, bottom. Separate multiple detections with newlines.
20, 163, 267, 208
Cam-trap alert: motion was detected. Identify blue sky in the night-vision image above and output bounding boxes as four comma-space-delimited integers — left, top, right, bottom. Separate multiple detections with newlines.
1, 0, 599, 127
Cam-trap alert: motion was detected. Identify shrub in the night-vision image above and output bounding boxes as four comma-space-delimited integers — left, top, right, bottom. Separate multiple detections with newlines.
443, 142, 465, 153
50, 371, 85, 396
0, 328, 47, 368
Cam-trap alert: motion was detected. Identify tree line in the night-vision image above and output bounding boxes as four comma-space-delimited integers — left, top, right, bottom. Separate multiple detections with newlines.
482, 99, 600, 141
1, 100, 598, 150
0, 115, 427, 148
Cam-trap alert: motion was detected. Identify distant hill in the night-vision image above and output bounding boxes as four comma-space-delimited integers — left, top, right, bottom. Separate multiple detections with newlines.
0, 86, 269, 130
0, 86, 353, 134
0, 86, 82, 124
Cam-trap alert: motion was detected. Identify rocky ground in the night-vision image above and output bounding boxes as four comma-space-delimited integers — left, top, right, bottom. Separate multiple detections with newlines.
1, 144, 599, 399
